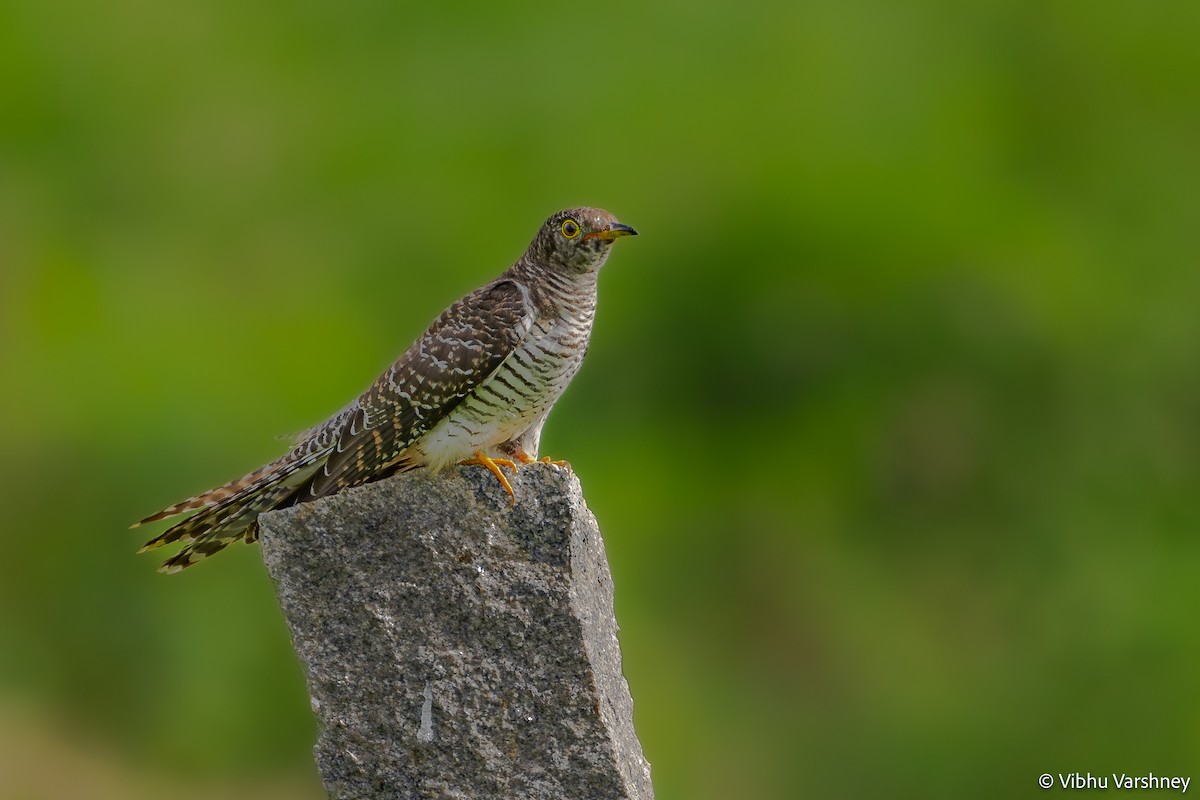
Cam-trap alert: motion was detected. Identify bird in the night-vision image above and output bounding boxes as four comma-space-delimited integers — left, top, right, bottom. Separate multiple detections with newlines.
133, 207, 637, 573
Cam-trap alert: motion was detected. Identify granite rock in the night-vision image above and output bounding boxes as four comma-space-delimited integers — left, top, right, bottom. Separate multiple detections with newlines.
259, 464, 653, 800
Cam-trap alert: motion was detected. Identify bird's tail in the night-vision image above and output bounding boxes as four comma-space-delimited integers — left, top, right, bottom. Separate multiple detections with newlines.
134, 452, 327, 573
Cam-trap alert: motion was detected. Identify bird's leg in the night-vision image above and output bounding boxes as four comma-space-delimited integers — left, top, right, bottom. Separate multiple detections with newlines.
512, 449, 570, 468
459, 450, 518, 505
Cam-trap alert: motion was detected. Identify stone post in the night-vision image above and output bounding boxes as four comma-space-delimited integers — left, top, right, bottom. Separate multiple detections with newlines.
259, 464, 653, 800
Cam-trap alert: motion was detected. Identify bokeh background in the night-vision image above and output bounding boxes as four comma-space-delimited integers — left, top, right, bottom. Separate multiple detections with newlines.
3, 1, 1199, 798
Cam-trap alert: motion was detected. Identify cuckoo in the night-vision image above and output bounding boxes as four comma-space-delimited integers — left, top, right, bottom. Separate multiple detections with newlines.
133, 207, 637, 573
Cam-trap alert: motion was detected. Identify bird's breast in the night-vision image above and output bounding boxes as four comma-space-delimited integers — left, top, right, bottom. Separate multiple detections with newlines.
415, 302, 596, 470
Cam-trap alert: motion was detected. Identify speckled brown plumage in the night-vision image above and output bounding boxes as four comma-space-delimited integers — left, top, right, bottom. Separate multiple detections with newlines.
134, 207, 636, 572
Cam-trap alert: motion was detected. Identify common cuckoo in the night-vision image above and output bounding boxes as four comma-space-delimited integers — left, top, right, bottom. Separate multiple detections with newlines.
134, 207, 637, 573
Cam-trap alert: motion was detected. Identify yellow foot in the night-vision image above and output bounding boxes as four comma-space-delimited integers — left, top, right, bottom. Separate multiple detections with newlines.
459, 450, 518, 505
513, 449, 570, 468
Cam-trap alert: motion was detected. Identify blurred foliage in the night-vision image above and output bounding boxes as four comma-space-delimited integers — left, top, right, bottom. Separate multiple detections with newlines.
3, 0, 1200, 798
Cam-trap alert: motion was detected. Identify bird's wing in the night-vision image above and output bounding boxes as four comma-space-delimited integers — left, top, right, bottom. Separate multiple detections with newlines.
305, 279, 533, 498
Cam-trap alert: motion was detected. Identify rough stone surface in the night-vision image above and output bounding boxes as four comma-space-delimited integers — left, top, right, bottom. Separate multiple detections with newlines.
259, 464, 654, 800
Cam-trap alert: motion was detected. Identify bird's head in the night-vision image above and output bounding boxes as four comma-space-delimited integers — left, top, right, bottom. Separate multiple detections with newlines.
527, 207, 638, 274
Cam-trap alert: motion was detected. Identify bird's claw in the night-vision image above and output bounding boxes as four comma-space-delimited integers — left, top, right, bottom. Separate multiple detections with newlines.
513, 449, 569, 468
460, 451, 518, 505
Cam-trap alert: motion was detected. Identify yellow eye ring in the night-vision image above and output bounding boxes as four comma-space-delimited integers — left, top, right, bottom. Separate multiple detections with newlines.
561, 218, 580, 238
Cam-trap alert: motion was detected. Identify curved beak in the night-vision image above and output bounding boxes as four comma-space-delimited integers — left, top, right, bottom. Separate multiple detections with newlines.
583, 222, 638, 241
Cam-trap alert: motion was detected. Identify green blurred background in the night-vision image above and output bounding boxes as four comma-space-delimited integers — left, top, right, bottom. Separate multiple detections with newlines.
3, 1, 1199, 797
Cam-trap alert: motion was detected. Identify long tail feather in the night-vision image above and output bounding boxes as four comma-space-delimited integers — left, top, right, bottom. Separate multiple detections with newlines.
131, 463, 280, 527
139, 452, 327, 572
155, 480, 309, 573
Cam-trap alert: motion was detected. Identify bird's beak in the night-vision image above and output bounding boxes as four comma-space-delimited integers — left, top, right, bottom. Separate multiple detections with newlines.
583, 222, 639, 241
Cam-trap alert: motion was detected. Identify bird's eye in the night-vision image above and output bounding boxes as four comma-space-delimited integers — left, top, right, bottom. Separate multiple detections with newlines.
561, 219, 580, 238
